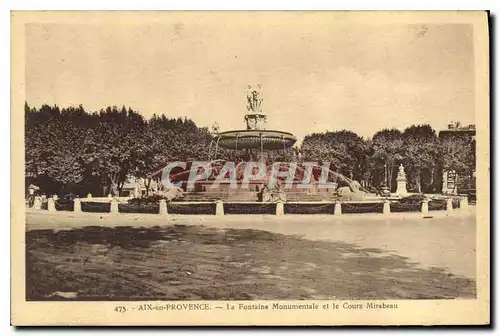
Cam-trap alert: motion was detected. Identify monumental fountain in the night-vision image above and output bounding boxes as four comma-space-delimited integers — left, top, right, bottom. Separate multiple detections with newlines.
165, 86, 369, 203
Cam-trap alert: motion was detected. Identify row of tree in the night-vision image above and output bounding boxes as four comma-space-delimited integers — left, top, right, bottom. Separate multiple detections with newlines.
25, 103, 211, 196
25, 103, 475, 196
300, 125, 475, 193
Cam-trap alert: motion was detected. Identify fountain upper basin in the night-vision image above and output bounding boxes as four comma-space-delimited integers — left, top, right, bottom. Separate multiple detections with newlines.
215, 130, 297, 150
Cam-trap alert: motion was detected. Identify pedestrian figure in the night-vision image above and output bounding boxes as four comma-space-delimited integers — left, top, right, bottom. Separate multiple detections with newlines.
110, 182, 119, 197
27, 184, 39, 208
33, 196, 42, 210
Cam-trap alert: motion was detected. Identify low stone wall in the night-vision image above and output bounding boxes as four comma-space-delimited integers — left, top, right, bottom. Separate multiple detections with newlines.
32, 195, 469, 216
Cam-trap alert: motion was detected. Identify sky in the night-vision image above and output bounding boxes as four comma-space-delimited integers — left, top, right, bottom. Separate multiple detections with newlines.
25, 15, 475, 141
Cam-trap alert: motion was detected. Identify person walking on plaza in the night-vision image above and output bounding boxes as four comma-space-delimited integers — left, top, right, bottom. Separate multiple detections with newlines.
27, 184, 39, 208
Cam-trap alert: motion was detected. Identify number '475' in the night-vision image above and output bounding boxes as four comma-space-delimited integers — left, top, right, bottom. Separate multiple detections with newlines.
114, 306, 127, 313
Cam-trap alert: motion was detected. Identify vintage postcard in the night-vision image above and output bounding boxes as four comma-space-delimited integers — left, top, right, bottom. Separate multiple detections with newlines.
11, 11, 490, 326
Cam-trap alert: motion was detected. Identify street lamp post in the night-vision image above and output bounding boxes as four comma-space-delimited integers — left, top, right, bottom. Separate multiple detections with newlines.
384, 164, 388, 188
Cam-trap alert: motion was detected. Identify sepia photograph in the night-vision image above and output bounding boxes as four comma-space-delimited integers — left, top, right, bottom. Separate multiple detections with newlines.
10, 10, 490, 326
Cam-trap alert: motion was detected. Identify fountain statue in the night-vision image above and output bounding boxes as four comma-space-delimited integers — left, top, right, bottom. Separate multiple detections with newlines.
245, 85, 267, 130
209, 85, 297, 162
259, 184, 287, 202
396, 164, 408, 196
246, 85, 264, 114
211, 122, 220, 135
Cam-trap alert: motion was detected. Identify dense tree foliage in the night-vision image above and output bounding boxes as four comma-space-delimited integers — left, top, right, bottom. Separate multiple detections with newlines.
301, 130, 369, 180
25, 103, 211, 196
25, 103, 476, 196
438, 134, 475, 192
401, 125, 439, 193
371, 128, 404, 191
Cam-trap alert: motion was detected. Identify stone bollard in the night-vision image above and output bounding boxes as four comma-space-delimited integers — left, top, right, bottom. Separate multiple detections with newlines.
33, 196, 42, 210
110, 199, 119, 214
383, 200, 391, 215
215, 200, 224, 216
47, 198, 56, 212
421, 198, 429, 214
276, 201, 284, 216
73, 198, 82, 213
446, 197, 453, 213
108, 194, 112, 199
460, 196, 469, 210
159, 199, 168, 215
87, 193, 92, 200
334, 201, 342, 216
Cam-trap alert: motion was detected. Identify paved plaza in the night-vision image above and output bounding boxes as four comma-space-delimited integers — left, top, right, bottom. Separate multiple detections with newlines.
26, 208, 476, 300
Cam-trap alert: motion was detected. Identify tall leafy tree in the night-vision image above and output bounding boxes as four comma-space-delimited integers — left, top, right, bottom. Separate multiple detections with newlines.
91, 106, 146, 195
402, 124, 439, 193
371, 128, 404, 191
438, 134, 475, 193
25, 103, 88, 194
301, 130, 368, 180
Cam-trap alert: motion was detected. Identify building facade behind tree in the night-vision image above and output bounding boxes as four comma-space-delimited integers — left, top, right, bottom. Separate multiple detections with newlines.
438, 121, 476, 199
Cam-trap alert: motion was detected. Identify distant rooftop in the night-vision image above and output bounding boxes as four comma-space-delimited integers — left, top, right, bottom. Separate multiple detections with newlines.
445, 121, 476, 131
439, 121, 476, 137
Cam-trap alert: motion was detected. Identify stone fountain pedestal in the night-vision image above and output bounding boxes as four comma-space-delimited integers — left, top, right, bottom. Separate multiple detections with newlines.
396, 164, 408, 196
